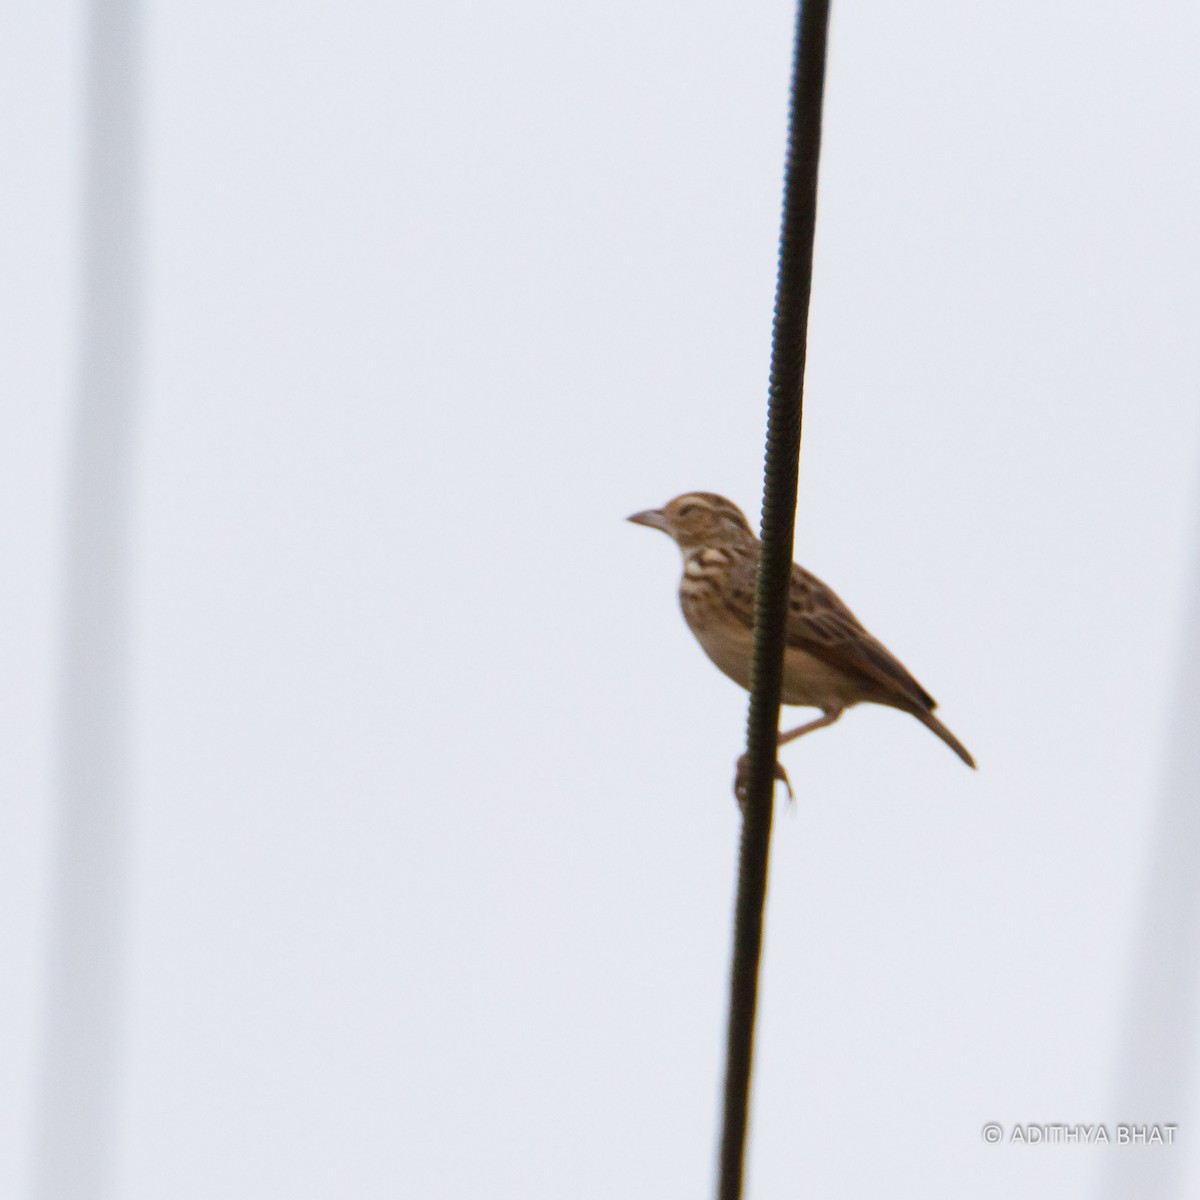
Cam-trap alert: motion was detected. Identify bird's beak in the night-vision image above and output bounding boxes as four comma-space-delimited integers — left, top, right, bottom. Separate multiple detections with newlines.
627, 508, 669, 533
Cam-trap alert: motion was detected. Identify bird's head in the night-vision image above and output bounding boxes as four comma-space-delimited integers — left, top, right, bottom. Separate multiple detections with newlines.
627, 492, 755, 552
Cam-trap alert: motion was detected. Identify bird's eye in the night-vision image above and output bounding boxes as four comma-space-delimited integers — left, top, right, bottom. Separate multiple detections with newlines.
678, 504, 699, 518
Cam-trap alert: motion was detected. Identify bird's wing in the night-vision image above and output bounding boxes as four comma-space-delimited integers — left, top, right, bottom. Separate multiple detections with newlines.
786, 563, 937, 711
726, 553, 937, 712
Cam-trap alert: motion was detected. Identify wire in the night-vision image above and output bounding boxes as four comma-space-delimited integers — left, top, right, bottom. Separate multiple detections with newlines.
35, 4, 143, 1198
717, 3, 831, 1197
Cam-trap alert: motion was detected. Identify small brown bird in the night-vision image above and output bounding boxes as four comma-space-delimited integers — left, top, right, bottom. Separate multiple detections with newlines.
629, 492, 974, 792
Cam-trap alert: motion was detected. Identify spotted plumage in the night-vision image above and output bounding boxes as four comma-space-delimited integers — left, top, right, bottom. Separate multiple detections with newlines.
628, 492, 975, 788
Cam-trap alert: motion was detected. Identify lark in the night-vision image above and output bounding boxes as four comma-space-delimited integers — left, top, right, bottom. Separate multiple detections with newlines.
629, 492, 974, 796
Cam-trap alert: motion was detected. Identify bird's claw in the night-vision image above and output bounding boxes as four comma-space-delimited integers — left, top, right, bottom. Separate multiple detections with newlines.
733, 754, 794, 809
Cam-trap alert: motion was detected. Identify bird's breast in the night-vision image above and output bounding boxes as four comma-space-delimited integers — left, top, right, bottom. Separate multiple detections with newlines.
677, 548, 861, 710
678, 547, 754, 691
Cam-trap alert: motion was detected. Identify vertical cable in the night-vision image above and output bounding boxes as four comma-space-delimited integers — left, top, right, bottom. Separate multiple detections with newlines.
717, 3, 830, 1197
35, 3, 143, 1197
1098, 519, 1200, 1200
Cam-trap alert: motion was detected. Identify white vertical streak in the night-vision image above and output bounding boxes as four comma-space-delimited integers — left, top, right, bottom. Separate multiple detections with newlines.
1100, 525, 1200, 1198
35, 3, 142, 1198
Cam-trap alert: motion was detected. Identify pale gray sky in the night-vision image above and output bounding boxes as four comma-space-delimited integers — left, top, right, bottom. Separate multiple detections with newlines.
4, 3, 1200, 1197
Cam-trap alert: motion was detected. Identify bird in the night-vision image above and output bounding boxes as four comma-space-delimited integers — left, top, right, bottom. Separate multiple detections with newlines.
628, 492, 974, 797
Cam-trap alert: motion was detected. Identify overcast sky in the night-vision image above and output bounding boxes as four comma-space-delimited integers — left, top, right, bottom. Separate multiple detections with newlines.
4, 3, 1200, 1197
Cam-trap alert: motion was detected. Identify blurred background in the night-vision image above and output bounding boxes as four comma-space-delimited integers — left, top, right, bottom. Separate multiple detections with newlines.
4, 2, 1200, 1197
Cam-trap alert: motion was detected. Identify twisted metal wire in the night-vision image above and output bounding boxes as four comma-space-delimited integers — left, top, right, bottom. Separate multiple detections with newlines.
717, 3, 831, 1197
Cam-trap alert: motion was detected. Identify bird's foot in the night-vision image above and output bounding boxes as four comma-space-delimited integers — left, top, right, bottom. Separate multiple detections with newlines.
733, 753, 794, 809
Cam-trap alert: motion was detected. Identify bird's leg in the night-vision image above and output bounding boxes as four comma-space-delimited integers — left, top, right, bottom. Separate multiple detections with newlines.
732, 707, 844, 808
778, 706, 843, 747
733, 754, 794, 808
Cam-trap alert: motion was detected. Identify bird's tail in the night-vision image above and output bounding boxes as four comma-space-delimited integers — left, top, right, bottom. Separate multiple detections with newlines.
912, 707, 976, 769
